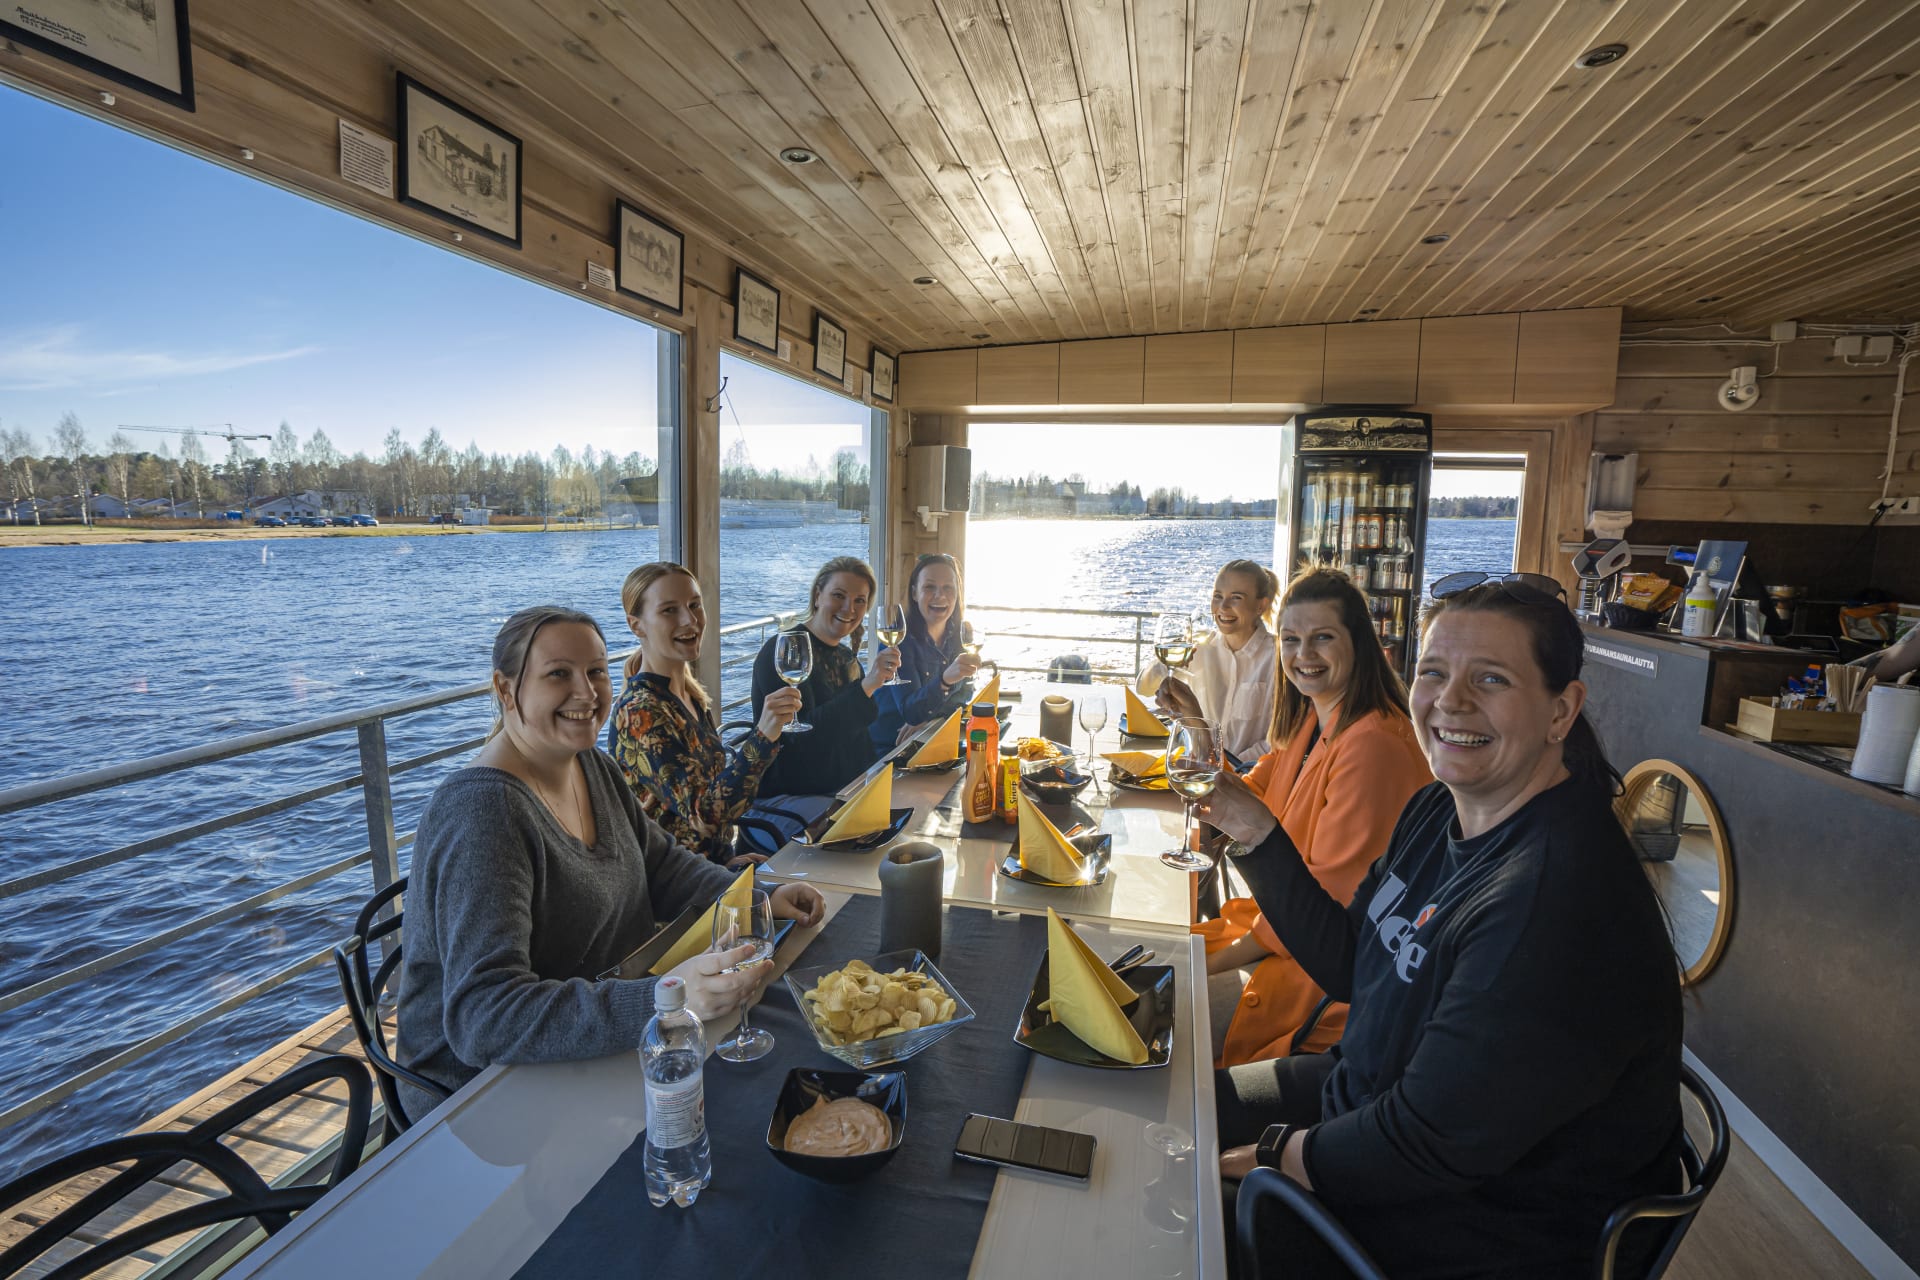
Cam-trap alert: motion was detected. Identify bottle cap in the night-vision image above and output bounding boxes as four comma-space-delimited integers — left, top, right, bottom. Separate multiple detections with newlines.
655, 975, 686, 1012
971, 701, 994, 717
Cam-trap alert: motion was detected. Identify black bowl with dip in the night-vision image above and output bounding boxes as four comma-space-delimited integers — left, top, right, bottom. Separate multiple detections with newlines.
765, 1067, 908, 1183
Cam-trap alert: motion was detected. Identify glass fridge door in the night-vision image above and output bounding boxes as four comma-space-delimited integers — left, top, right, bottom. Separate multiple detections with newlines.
1294, 455, 1424, 674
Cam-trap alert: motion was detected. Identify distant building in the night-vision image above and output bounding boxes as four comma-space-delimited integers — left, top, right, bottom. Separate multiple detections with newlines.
253, 489, 373, 518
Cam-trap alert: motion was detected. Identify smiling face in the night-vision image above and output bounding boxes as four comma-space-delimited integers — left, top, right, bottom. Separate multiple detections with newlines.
912, 560, 959, 634
628, 571, 704, 667
496, 621, 611, 763
1279, 600, 1354, 707
810, 571, 873, 643
1412, 609, 1583, 814
1211, 568, 1273, 645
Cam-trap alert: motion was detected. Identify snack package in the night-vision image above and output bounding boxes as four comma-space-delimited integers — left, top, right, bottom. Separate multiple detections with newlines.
1618, 572, 1681, 615
1839, 603, 1893, 644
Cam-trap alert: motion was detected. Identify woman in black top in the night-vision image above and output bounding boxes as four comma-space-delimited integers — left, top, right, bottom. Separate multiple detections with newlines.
750, 556, 901, 798
1198, 580, 1682, 1280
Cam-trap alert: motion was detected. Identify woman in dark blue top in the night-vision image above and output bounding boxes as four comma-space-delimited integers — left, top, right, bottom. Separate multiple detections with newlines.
869, 552, 982, 753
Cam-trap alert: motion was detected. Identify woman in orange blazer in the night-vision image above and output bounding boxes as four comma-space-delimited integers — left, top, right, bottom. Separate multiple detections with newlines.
1162, 567, 1431, 1068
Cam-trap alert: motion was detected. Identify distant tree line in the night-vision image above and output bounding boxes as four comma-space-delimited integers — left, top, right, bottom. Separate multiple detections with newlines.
0, 414, 867, 523
1426, 494, 1519, 518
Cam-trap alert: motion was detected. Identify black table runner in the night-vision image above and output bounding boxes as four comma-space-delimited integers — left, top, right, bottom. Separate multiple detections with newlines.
513, 895, 1047, 1279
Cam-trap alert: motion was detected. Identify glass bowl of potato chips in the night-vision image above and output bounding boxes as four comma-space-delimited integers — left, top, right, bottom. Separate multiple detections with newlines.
783, 950, 976, 1068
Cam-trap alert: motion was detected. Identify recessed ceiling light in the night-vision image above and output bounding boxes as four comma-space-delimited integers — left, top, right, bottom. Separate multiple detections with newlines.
1421, 233, 1450, 245
1358, 308, 1379, 316
779, 147, 818, 165
1696, 295, 1723, 304
971, 333, 992, 340
1575, 43, 1628, 69
912, 275, 937, 286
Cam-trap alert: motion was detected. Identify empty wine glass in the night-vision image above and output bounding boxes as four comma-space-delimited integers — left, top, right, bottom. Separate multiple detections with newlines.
1159, 718, 1222, 873
1077, 691, 1109, 786
873, 603, 909, 686
709, 887, 776, 1062
774, 629, 813, 734
1153, 612, 1194, 680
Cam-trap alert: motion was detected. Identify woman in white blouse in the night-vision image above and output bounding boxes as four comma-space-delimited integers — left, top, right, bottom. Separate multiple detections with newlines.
1153, 560, 1279, 763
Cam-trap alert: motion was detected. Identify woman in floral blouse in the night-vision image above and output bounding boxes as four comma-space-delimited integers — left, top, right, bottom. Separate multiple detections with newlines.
609, 562, 801, 866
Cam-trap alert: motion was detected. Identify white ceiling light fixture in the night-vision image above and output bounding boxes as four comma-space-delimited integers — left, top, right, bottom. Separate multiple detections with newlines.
1718, 365, 1760, 412
779, 147, 818, 165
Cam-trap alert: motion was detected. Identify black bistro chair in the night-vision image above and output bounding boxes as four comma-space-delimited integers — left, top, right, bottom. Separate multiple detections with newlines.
333, 877, 447, 1136
0, 1054, 371, 1280
1234, 1063, 1730, 1280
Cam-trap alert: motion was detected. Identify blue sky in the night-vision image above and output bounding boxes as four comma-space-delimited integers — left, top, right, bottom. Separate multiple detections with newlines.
0, 82, 1512, 497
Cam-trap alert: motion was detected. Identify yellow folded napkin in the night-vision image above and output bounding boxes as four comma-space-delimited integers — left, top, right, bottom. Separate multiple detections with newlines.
908, 708, 964, 767
1122, 687, 1168, 738
1042, 909, 1148, 1064
649, 867, 755, 975
1018, 793, 1088, 884
1101, 750, 1166, 779
976, 673, 1001, 708
819, 763, 895, 842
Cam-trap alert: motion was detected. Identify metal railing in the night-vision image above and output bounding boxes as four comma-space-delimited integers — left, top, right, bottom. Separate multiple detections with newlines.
967, 603, 1161, 682
0, 604, 1137, 1139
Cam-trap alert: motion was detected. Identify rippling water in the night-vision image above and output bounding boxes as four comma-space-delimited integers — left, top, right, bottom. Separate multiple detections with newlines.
0, 516, 1510, 1177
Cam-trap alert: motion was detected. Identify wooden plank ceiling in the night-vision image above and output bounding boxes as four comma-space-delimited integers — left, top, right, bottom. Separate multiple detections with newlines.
319, 0, 1920, 349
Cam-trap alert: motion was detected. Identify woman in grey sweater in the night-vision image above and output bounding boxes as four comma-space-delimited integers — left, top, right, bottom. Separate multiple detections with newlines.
397, 605, 824, 1118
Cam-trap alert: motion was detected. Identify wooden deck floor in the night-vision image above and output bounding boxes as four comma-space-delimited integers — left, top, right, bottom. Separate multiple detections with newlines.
0, 1009, 1886, 1278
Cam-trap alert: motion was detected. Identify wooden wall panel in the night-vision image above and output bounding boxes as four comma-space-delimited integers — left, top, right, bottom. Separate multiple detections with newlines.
1231, 327, 1324, 403
1323, 320, 1420, 403
1514, 308, 1621, 408
1417, 313, 1518, 405
899, 349, 980, 409
1594, 331, 1895, 528
1144, 332, 1234, 403
975, 344, 1061, 404
1059, 338, 1146, 404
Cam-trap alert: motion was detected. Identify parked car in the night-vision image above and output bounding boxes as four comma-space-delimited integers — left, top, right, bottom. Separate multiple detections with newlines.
329, 516, 352, 527
254, 516, 286, 528
349, 514, 379, 527
294, 516, 328, 527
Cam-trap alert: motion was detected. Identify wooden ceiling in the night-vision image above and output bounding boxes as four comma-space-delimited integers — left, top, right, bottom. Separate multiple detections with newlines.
18, 0, 1920, 352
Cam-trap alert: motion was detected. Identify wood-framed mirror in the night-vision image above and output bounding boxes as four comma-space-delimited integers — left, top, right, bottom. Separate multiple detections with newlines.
1617, 759, 1734, 986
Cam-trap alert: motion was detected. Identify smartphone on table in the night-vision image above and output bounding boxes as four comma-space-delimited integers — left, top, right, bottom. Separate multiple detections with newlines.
954, 1113, 1096, 1182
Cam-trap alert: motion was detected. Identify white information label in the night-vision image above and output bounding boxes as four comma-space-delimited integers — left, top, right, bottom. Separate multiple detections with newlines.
644, 1072, 705, 1147
338, 119, 395, 199
587, 260, 615, 291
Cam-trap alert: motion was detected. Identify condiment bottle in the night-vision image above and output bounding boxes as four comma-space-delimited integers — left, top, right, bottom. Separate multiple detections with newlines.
999, 744, 1020, 824
964, 700, 1000, 823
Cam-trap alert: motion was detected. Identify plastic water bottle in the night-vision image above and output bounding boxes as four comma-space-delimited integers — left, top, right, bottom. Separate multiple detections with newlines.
642, 976, 710, 1207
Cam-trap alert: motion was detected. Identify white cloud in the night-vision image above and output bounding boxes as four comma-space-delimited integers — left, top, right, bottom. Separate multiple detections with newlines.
0, 325, 319, 391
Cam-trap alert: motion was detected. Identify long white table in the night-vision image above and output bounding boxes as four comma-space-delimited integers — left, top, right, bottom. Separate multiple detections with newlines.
224, 893, 1226, 1279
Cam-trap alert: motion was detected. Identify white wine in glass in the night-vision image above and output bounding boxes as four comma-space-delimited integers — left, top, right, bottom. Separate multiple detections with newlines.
775, 630, 813, 734
1153, 611, 1195, 672
1159, 719, 1222, 873
959, 620, 984, 658
874, 604, 909, 686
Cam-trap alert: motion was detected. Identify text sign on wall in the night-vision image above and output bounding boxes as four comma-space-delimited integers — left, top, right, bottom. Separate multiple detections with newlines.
1585, 640, 1659, 679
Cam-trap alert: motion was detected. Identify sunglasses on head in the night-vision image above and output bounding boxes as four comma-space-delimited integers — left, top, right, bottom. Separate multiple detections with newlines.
1429, 571, 1568, 607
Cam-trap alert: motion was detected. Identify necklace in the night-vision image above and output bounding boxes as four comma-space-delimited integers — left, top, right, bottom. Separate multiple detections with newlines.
530, 760, 583, 840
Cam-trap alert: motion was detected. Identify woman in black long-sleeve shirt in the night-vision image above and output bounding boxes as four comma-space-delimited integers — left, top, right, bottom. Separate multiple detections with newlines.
750, 556, 901, 798
1199, 579, 1682, 1280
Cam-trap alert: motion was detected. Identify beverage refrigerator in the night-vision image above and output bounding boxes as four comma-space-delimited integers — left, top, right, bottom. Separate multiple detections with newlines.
1274, 407, 1433, 680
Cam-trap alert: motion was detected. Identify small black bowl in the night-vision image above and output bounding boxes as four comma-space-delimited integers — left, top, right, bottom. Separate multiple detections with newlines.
765, 1068, 908, 1183
1019, 762, 1093, 805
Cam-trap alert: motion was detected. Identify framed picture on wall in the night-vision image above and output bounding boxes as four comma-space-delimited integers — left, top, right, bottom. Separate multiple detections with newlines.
614, 200, 683, 314
734, 268, 780, 355
870, 349, 895, 404
397, 73, 522, 249
813, 312, 847, 383
2, 0, 195, 111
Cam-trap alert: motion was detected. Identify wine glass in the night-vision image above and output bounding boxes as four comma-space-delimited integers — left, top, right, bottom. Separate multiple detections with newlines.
1153, 612, 1194, 684
1077, 691, 1109, 787
873, 603, 909, 686
960, 619, 985, 660
1159, 718, 1222, 872
774, 630, 813, 734
1188, 606, 1216, 654
709, 887, 776, 1062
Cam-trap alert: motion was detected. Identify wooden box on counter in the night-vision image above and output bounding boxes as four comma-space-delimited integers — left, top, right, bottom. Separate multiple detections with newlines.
1734, 697, 1862, 746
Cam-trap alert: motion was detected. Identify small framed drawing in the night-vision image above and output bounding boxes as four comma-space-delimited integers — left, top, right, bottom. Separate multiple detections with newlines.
870, 349, 895, 404
734, 269, 780, 355
2, 0, 195, 111
813, 312, 847, 382
397, 74, 522, 249
615, 201, 683, 315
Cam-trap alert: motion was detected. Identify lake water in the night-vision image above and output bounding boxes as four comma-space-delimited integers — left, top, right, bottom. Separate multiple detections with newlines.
0, 516, 1511, 1177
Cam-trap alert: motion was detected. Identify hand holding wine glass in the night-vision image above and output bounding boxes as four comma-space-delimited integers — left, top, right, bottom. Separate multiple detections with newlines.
1159, 718, 1224, 873
709, 887, 777, 1062
774, 630, 813, 734
1153, 612, 1195, 675
874, 604, 909, 687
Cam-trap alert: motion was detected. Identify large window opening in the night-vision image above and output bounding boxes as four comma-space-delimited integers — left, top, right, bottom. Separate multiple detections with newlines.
714, 353, 882, 713
1428, 454, 1524, 587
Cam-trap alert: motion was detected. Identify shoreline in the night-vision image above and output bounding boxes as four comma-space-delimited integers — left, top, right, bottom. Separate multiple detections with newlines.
0, 523, 642, 548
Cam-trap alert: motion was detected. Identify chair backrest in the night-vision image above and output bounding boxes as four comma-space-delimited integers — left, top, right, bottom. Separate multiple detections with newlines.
0, 1055, 372, 1280
332, 877, 447, 1132
1235, 1167, 1389, 1280
1594, 1062, 1731, 1280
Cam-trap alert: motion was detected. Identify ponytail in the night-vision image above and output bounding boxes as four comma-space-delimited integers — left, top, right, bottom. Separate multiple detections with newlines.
619, 561, 708, 712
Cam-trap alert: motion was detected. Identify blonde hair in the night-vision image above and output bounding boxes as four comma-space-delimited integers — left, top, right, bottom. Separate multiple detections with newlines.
808, 555, 878, 653
487, 605, 606, 740
620, 561, 709, 711
1216, 559, 1281, 627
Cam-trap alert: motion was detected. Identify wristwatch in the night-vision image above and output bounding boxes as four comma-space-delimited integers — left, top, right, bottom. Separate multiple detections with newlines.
1255, 1123, 1296, 1171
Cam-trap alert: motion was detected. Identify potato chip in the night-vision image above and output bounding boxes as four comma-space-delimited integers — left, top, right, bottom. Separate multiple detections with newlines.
799, 957, 966, 1047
